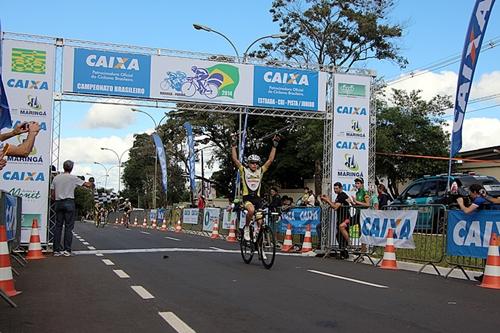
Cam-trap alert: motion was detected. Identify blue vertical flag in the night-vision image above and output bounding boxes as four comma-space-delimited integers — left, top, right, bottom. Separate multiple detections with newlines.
183, 122, 196, 196
451, 0, 495, 156
0, 21, 13, 130
151, 132, 168, 195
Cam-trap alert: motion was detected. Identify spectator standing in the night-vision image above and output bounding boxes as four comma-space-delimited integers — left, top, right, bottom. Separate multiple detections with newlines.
377, 184, 392, 208
301, 187, 310, 206
269, 187, 281, 213
306, 189, 316, 207
320, 182, 352, 258
197, 195, 206, 209
50, 160, 93, 256
369, 184, 379, 210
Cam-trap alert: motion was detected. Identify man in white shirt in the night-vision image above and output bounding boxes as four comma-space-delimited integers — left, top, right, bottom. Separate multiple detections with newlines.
50, 160, 93, 256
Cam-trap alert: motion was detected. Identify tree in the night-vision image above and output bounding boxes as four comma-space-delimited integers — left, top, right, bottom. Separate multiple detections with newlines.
375, 89, 452, 197
74, 186, 94, 219
251, 0, 407, 196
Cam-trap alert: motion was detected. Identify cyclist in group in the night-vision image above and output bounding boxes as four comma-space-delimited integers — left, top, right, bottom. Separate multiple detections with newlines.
191, 66, 209, 92
231, 134, 280, 241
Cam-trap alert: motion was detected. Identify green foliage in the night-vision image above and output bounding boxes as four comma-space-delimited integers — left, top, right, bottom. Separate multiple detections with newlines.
376, 89, 452, 196
74, 186, 94, 218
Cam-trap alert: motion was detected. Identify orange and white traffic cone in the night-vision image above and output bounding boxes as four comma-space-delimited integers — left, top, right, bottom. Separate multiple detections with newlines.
142, 217, 147, 228
211, 220, 220, 239
115, 218, 119, 224
151, 219, 157, 230
26, 219, 46, 260
175, 220, 182, 233
281, 224, 293, 252
0, 225, 21, 297
227, 220, 237, 243
380, 228, 398, 270
160, 221, 167, 231
120, 217, 124, 225
133, 217, 138, 227
479, 232, 500, 290
301, 224, 313, 253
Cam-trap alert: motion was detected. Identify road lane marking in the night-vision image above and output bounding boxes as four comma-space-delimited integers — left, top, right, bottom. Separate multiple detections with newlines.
102, 259, 115, 266
165, 236, 181, 241
113, 269, 130, 278
131, 286, 154, 299
96, 253, 103, 257
159, 312, 196, 333
80, 239, 86, 242
209, 247, 223, 251
308, 269, 389, 289
87, 246, 96, 250
82, 242, 90, 245
140, 231, 151, 235
73, 248, 307, 256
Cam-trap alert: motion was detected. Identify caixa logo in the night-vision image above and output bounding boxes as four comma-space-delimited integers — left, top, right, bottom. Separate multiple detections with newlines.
336, 106, 367, 115
3, 171, 45, 181
12, 120, 48, 131
86, 55, 140, 70
263, 71, 309, 86
7, 79, 49, 90
335, 140, 366, 150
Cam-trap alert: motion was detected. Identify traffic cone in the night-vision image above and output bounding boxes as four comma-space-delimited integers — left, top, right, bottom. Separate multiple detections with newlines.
175, 220, 182, 233
281, 224, 293, 252
142, 217, 147, 228
133, 217, 138, 227
211, 219, 220, 239
150, 219, 156, 230
0, 225, 21, 297
479, 232, 500, 290
379, 228, 398, 270
226, 220, 237, 243
26, 219, 46, 260
160, 220, 167, 231
115, 218, 119, 224
120, 217, 124, 225
301, 224, 313, 253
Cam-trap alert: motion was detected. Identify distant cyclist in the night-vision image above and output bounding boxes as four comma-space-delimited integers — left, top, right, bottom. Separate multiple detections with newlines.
191, 66, 209, 92
231, 135, 280, 241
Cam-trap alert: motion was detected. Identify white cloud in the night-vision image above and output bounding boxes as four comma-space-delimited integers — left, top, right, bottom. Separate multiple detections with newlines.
444, 117, 500, 152
386, 70, 500, 109
81, 103, 136, 129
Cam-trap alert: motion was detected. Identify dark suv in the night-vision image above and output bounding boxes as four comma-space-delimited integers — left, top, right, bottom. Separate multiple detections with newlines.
390, 173, 500, 232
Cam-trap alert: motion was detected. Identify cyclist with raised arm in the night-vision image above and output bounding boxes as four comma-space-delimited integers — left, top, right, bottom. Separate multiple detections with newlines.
231, 135, 280, 241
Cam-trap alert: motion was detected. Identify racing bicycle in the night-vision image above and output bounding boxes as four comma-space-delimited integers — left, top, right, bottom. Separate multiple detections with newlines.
237, 205, 277, 269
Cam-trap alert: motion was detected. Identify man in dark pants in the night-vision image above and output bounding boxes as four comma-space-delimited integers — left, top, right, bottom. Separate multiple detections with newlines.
50, 160, 93, 256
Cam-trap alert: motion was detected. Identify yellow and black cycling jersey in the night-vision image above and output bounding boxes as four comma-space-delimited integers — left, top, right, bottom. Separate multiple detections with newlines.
239, 164, 268, 197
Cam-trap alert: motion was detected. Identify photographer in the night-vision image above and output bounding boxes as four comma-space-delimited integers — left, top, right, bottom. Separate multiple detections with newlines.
456, 184, 492, 214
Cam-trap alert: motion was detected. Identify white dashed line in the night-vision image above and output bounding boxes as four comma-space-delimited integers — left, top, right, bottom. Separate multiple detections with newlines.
164, 236, 181, 241
80, 239, 86, 242
308, 269, 389, 289
82, 242, 90, 245
102, 259, 115, 266
159, 312, 196, 333
95, 253, 103, 257
87, 246, 96, 250
113, 269, 130, 278
131, 286, 154, 299
140, 231, 150, 235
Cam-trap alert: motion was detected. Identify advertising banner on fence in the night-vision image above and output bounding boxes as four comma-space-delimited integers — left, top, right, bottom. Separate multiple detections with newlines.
222, 210, 237, 230
150, 56, 253, 106
182, 208, 199, 225
149, 209, 157, 222
359, 209, 418, 248
202, 207, 221, 232
446, 210, 500, 259
253, 66, 326, 111
331, 73, 371, 197
279, 207, 321, 235
63, 47, 151, 98
3, 192, 19, 242
1, 40, 55, 243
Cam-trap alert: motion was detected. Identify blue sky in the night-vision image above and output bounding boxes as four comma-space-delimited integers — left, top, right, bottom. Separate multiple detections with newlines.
2, 0, 499, 190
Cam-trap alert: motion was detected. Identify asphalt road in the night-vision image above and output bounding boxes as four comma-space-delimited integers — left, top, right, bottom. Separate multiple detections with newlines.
2, 221, 499, 333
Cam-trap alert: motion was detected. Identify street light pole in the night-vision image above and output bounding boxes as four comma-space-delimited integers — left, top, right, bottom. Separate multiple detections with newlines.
100, 148, 129, 194
94, 162, 110, 189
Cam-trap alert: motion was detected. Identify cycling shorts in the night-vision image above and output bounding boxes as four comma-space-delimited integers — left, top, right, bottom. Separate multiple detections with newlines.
243, 195, 263, 210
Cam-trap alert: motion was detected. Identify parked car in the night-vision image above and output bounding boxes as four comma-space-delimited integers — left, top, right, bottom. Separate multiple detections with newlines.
390, 173, 500, 233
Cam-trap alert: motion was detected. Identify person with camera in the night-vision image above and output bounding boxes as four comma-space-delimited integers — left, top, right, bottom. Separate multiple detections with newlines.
0, 121, 41, 169
456, 183, 493, 214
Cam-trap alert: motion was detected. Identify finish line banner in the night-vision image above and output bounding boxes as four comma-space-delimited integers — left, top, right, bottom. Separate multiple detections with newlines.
446, 210, 500, 259
359, 210, 418, 248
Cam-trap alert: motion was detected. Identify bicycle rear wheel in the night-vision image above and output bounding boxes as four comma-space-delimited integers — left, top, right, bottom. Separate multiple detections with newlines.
259, 226, 276, 269
240, 227, 254, 264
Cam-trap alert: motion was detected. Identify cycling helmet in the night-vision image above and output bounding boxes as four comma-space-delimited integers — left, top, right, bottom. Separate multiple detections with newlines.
191, 66, 198, 72
247, 154, 261, 164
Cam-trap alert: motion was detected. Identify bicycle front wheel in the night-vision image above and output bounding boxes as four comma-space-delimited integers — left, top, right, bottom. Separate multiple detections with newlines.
259, 226, 276, 269
240, 228, 254, 264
